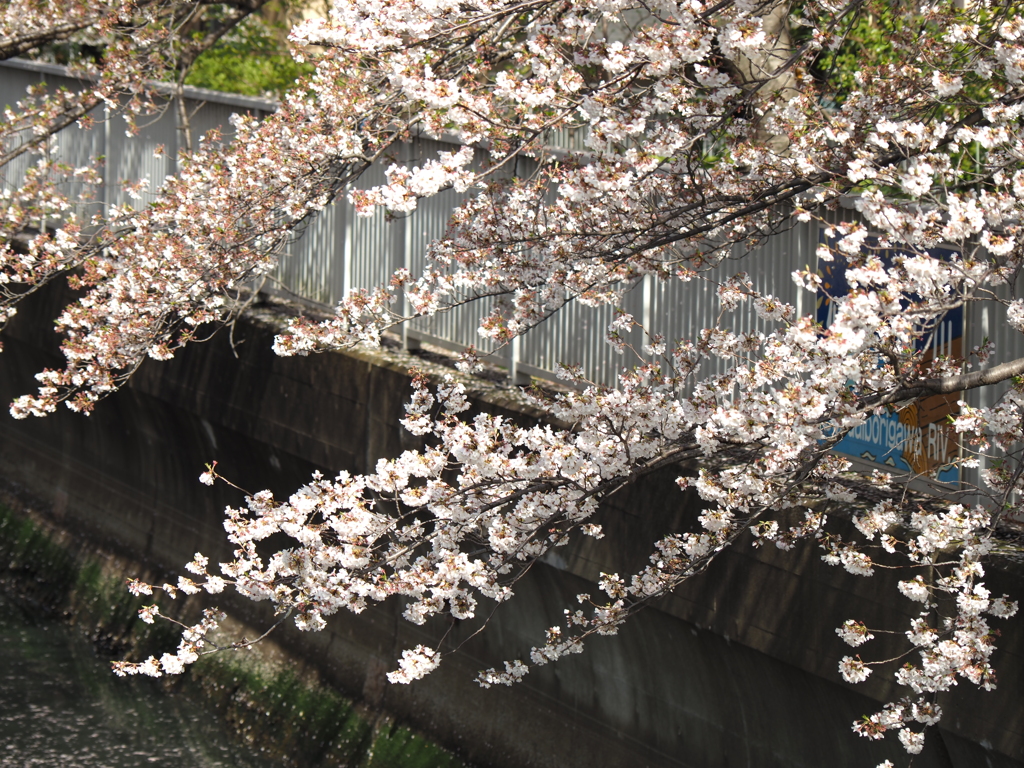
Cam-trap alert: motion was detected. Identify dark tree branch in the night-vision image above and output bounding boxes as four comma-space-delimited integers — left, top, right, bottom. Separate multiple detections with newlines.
864, 355, 1024, 408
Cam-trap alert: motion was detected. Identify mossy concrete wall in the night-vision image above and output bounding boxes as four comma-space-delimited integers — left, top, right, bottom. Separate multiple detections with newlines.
0, 284, 1021, 768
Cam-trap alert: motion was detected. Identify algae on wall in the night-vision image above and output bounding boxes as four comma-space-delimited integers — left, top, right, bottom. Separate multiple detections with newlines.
0, 502, 473, 768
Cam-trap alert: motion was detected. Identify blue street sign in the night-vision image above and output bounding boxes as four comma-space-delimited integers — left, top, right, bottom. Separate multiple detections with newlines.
817, 233, 961, 484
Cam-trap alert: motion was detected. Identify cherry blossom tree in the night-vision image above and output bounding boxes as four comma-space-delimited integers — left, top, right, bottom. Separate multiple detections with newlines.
3, 0, 1024, 761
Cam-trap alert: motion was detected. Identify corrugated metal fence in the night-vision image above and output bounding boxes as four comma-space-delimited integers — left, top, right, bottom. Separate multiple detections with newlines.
1, 59, 833, 387
4, 59, 1023, 498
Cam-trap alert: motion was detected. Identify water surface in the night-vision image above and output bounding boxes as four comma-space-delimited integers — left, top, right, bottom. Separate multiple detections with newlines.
0, 593, 275, 768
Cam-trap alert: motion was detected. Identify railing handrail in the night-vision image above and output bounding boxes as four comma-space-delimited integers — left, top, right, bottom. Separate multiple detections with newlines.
1, 56, 280, 113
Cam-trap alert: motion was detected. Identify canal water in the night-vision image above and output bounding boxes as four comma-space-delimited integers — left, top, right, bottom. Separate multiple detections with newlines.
0, 592, 276, 768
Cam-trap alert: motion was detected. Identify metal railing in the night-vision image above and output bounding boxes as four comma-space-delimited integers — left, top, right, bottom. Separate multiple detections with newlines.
0, 59, 829, 387
4, 59, 1023, 500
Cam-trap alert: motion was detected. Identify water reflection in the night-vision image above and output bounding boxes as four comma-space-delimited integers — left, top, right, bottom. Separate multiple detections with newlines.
0, 593, 274, 768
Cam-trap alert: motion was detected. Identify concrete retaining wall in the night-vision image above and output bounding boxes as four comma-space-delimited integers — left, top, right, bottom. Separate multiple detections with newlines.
0, 284, 1020, 768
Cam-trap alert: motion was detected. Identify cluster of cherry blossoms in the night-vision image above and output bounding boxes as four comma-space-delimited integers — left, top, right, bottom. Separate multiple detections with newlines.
837, 502, 1018, 756
113, 572, 226, 678
4, 0, 1024, 761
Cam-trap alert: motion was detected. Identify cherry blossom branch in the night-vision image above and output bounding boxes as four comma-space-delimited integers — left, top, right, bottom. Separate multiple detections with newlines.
866, 356, 1024, 407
